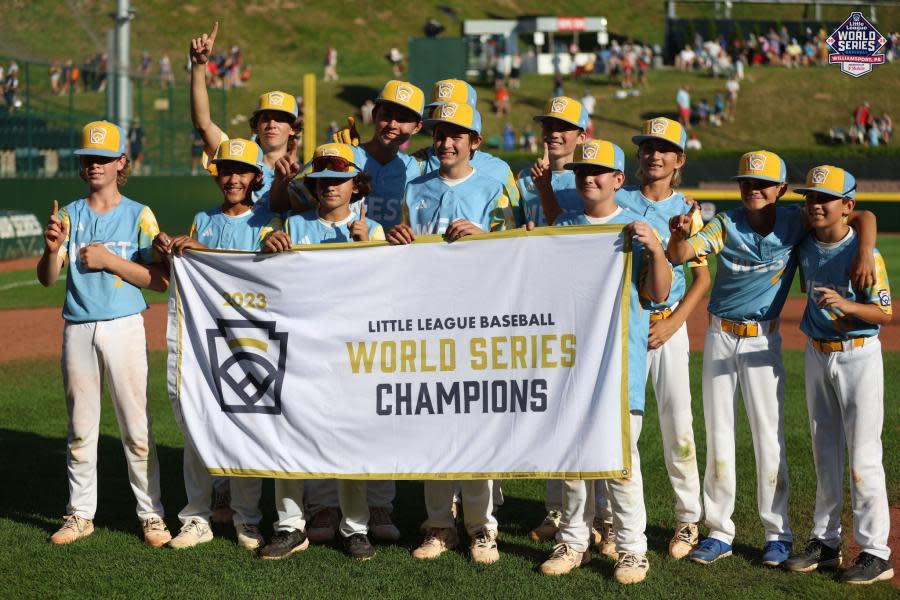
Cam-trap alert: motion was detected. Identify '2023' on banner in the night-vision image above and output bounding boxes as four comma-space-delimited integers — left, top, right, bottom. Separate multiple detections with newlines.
167, 227, 634, 480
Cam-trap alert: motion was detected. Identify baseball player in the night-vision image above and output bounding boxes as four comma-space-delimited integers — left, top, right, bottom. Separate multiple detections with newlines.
153, 138, 280, 552
538, 139, 672, 584
413, 79, 521, 225
388, 102, 508, 564
666, 151, 878, 567
189, 22, 301, 205
38, 120, 171, 548
271, 80, 423, 235
783, 166, 893, 585
614, 117, 708, 560
263, 142, 384, 561
519, 96, 589, 227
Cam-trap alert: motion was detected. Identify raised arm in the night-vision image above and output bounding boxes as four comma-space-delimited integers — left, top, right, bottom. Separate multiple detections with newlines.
36, 200, 67, 287
190, 21, 226, 154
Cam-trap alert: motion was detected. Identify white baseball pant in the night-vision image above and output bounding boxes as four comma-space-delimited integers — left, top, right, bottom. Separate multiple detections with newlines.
701, 319, 792, 545
62, 313, 164, 521
423, 480, 497, 536
647, 320, 702, 523
804, 338, 890, 560
306, 479, 395, 513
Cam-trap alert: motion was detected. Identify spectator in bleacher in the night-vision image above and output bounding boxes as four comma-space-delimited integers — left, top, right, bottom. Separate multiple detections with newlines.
128, 120, 145, 175
785, 38, 802, 67
160, 54, 173, 89
676, 84, 691, 128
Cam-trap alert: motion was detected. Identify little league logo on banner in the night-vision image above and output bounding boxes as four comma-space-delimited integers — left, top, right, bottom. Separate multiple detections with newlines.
827, 11, 887, 77
167, 229, 634, 480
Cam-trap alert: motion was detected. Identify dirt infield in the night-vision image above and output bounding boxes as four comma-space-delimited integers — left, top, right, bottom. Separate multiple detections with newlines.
0, 297, 897, 364
0, 256, 40, 273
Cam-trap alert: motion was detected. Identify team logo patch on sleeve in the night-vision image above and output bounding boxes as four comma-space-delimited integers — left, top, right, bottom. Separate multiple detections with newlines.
878, 289, 891, 306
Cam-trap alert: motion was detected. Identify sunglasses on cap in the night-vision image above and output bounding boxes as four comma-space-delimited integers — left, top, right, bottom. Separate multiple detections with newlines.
311, 155, 360, 174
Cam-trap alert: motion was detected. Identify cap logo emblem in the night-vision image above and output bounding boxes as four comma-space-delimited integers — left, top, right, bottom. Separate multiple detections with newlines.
437, 82, 454, 99
89, 127, 108, 145
395, 84, 414, 102
581, 143, 599, 160
267, 92, 285, 106
811, 167, 829, 185
550, 97, 569, 114
321, 147, 340, 156
228, 140, 246, 156
440, 103, 458, 118
748, 153, 766, 171
650, 118, 668, 134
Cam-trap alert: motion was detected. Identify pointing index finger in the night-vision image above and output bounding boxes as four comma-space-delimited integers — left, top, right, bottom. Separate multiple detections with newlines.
542, 142, 550, 163
52, 199, 59, 218
209, 21, 219, 45
359, 201, 367, 221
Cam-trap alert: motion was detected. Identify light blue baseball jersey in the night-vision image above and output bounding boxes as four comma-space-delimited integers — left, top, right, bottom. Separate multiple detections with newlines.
518, 169, 583, 227
59, 197, 159, 323
799, 230, 892, 340
402, 169, 509, 235
421, 148, 522, 224
189, 203, 282, 252
254, 164, 276, 206
687, 204, 805, 321
285, 209, 385, 245
555, 208, 656, 412
615, 185, 707, 311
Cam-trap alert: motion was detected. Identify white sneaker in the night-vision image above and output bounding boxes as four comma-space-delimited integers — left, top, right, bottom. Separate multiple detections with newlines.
235, 522, 264, 550
669, 522, 699, 560
470, 529, 500, 565
142, 517, 172, 548
614, 551, 649, 584
168, 519, 213, 549
529, 510, 561, 542
598, 521, 617, 560
539, 542, 591, 576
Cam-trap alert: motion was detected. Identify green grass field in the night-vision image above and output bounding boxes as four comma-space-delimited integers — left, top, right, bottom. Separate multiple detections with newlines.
0, 350, 896, 599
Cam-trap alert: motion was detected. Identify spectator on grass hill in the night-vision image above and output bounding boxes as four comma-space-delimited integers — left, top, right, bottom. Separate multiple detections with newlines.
854, 102, 872, 129
494, 79, 510, 116
676, 84, 691, 128
581, 89, 596, 116
686, 131, 702, 150
3, 64, 19, 114
387, 47, 404, 77
360, 99, 375, 125
128, 120, 145, 175
140, 51, 152, 83
323, 46, 338, 82
160, 54, 173, 89
502, 123, 516, 151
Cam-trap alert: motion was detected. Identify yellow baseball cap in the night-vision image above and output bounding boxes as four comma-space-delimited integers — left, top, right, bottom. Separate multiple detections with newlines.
631, 117, 687, 151
564, 139, 626, 172
426, 79, 478, 109
74, 120, 126, 157
374, 80, 425, 118
424, 102, 482, 135
732, 150, 787, 184
252, 91, 299, 119
211, 138, 264, 172
533, 96, 590, 130
306, 143, 360, 179
795, 165, 857, 199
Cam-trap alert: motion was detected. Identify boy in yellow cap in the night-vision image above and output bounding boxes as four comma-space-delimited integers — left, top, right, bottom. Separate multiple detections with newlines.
667, 152, 878, 568
784, 166, 893, 585
388, 102, 509, 565
189, 22, 301, 205
537, 139, 672, 585
153, 138, 280, 552
38, 121, 171, 548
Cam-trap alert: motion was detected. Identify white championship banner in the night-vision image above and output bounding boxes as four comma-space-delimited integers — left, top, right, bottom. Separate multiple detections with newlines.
167, 227, 633, 480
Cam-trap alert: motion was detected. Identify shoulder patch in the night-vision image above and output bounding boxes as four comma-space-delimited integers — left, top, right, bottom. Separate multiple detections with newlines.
878, 289, 891, 307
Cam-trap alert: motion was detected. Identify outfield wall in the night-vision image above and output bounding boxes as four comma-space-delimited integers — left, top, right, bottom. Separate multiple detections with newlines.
1, 176, 899, 234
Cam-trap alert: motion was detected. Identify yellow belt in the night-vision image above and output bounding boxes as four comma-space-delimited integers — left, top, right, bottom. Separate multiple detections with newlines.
811, 337, 866, 353
717, 317, 778, 337
650, 308, 673, 322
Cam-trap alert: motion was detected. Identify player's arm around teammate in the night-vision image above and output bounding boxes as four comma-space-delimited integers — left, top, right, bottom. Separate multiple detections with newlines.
782, 166, 893, 585
39, 121, 171, 548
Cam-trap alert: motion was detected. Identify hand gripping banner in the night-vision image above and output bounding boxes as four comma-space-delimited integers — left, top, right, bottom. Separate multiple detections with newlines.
167, 227, 633, 480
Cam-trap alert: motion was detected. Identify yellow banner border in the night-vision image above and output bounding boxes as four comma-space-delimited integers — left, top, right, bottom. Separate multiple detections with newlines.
174, 225, 634, 480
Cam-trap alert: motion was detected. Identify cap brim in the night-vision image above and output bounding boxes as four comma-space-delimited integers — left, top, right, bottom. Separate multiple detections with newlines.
306, 170, 357, 179
732, 174, 784, 184
374, 98, 423, 119
424, 118, 479, 135
631, 134, 684, 150
74, 148, 123, 158
793, 186, 845, 198
425, 101, 447, 109
564, 161, 619, 171
211, 158, 263, 172
533, 114, 583, 129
